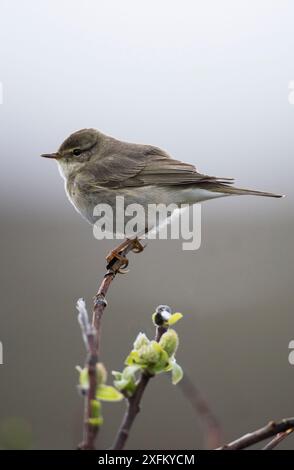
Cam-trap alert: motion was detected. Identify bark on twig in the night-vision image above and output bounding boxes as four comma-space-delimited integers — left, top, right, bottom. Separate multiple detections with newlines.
262, 428, 294, 450
218, 418, 294, 450
111, 325, 167, 450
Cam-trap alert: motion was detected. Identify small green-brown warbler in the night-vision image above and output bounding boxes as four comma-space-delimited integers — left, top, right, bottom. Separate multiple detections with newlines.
41, 128, 283, 259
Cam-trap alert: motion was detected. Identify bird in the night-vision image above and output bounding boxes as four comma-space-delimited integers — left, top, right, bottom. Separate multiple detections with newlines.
41, 128, 283, 268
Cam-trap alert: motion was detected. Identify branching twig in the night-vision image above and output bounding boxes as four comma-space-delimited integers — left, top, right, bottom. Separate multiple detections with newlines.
111, 325, 167, 450
262, 428, 294, 450
78, 242, 143, 450
178, 374, 223, 448
218, 418, 294, 450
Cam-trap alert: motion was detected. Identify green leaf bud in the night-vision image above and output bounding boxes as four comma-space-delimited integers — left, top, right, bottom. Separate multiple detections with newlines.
171, 361, 184, 385
96, 384, 123, 402
133, 332, 150, 350
96, 362, 108, 385
159, 329, 179, 357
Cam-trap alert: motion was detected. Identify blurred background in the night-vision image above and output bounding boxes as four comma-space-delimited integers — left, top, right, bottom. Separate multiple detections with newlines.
0, 0, 294, 449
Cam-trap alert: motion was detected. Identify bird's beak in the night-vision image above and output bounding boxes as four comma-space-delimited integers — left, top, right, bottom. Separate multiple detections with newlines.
40, 152, 61, 159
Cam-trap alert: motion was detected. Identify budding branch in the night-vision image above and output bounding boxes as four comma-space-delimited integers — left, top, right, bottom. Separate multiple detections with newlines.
78, 243, 137, 450
76, 242, 294, 452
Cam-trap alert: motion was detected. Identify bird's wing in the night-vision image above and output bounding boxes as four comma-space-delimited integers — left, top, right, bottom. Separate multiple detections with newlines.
134, 150, 234, 186
82, 146, 234, 189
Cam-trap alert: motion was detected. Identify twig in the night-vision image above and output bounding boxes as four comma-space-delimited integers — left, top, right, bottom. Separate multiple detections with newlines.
262, 428, 294, 450
111, 325, 167, 450
76, 300, 99, 450
78, 241, 143, 450
218, 418, 294, 450
177, 374, 223, 448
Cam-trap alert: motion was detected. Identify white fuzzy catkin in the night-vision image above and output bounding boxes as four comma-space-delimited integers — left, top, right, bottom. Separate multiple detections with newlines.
76, 298, 92, 348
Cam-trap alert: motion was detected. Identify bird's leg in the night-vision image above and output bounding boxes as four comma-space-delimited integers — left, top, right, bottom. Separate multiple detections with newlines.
106, 237, 145, 273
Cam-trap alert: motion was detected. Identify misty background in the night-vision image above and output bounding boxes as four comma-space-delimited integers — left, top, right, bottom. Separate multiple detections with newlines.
0, 0, 294, 449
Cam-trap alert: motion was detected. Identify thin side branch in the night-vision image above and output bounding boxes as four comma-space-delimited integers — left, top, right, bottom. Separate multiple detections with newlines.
111, 325, 167, 450
218, 418, 294, 450
262, 428, 294, 450
178, 374, 223, 448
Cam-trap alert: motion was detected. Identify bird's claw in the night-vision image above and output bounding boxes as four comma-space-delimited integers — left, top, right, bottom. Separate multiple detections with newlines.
131, 238, 145, 253
105, 238, 145, 274
106, 251, 129, 271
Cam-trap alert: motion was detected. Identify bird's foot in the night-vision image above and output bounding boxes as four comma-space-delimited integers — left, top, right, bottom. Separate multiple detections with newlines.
106, 249, 129, 274
106, 238, 145, 273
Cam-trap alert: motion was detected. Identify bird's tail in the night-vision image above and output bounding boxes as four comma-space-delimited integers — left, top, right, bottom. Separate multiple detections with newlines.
199, 183, 284, 198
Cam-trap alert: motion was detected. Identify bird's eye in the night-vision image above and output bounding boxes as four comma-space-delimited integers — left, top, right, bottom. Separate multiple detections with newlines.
73, 148, 81, 156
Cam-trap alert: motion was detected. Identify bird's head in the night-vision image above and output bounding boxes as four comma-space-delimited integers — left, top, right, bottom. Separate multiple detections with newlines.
41, 128, 100, 177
